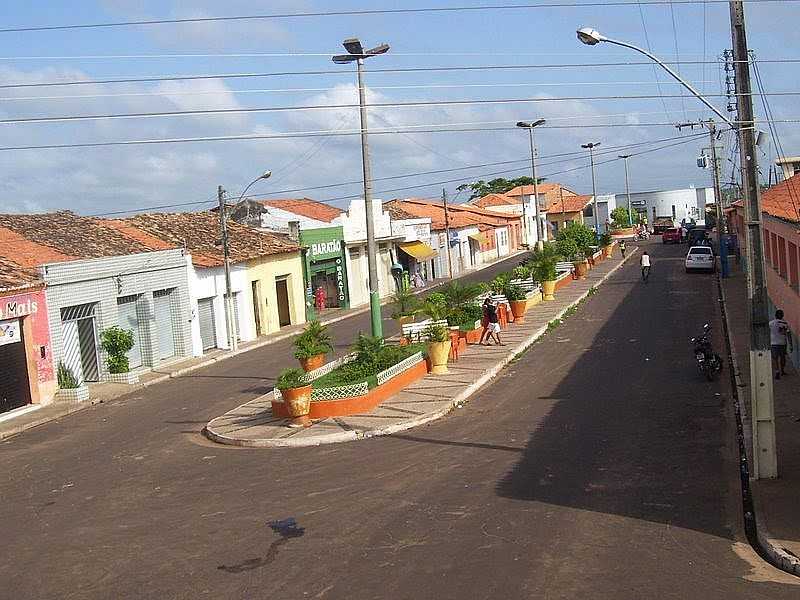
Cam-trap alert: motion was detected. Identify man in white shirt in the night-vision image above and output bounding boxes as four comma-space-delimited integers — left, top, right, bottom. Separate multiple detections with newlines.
640, 251, 651, 283
770, 309, 793, 379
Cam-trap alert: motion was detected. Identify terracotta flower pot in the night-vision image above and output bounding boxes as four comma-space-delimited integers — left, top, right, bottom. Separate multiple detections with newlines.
299, 353, 325, 372
602, 245, 613, 258
542, 279, 557, 301
281, 384, 313, 427
573, 260, 589, 279
427, 340, 452, 375
397, 315, 415, 327
509, 300, 528, 323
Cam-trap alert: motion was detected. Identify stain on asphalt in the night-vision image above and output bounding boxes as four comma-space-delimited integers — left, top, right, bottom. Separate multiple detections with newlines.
217, 518, 305, 574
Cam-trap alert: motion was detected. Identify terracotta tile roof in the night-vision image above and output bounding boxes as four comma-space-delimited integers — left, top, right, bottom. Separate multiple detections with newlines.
122, 212, 300, 267
761, 174, 800, 223
384, 198, 521, 231
258, 198, 344, 223
383, 202, 419, 221
472, 193, 518, 208
505, 183, 563, 197
546, 194, 593, 215
0, 211, 170, 264
0, 258, 42, 292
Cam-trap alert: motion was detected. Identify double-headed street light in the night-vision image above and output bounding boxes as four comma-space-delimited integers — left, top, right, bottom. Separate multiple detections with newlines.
516, 119, 546, 249
333, 37, 390, 339
218, 170, 272, 351
581, 141, 601, 234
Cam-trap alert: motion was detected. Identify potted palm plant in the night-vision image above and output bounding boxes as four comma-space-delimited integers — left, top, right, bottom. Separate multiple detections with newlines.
390, 286, 420, 328
425, 322, 451, 375
293, 320, 333, 372
530, 244, 559, 301
504, 284, 528, 323
276, 367, 312, 427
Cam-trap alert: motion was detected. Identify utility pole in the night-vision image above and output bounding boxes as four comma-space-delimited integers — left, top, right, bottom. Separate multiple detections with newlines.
517, 120, 546, 249
332, 38, 389, 339
730, 0, 776, 479
618, 154, 633, 226
442, 188, 454, 279
582, 142, 601, 234
218, 185, 237, 351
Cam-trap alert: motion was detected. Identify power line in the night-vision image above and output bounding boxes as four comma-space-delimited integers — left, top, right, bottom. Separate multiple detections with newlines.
637, 0, 672, 122
1, 1, 795, 34
2, 60, 796, 90
90, 132, 709, 216
1, 92, 796, 126
0, 119, 792, 153
668, 0, 689, 119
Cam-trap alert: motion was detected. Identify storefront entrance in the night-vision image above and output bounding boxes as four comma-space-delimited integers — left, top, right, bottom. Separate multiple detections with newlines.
310, 261, 343, 309
0, 319, 31, 414
61, 303, 100, 383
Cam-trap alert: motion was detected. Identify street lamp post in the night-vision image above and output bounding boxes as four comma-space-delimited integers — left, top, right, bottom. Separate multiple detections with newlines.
516, 119, 546, 249
333, 38, 390, 339
618, 155, 633, 227
576, 21, 775, 479
581, 141, 601, 234
218, 170, 272, 351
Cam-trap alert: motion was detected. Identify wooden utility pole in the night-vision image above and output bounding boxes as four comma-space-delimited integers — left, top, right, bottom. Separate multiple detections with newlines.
442, 188, 454, 279
730, 0, 776, 479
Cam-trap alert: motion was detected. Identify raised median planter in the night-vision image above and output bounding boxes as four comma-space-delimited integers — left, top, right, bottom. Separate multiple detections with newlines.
271, 351, 427, 419
554, 270, 574, 291
611, 227, 636, 239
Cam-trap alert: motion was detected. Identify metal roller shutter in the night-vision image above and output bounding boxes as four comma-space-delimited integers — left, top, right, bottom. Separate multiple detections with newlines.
197, 297, 217, 351
117, 295, 143, 369
153, 289, 177, 360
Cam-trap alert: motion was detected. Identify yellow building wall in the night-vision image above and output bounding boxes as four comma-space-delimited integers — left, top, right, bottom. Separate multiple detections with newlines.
246, 252, 307, 336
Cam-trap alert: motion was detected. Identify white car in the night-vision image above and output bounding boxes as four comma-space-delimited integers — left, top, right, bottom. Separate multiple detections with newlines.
685, 245, 715, 272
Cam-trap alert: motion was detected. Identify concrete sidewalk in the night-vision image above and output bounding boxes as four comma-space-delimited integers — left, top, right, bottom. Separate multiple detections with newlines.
0, 251, 526, 442
205, 248, 637, 448
721, 264, 800, 576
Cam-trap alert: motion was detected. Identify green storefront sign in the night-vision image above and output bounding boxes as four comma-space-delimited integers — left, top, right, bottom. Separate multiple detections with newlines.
299, 227, 349, 319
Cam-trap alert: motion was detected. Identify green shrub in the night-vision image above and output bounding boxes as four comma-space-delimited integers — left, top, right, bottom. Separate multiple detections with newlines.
276, 368, 309, 391
425, 323, 450, 343
311, 342, 426, 390
556, 222, 597, 256
57, 362, 79, 389
503, 284, 527, 302
490, 273, 511, 294
390, 287, 420, 320
100, 326, 135, 374
555, 237, 580, 262
422, 293, 450, 321
293, 320, 333, 359
447, 303, 483, 329
611, 206, 639, 228
599, 232, 613, 247
512, 265, 530, 280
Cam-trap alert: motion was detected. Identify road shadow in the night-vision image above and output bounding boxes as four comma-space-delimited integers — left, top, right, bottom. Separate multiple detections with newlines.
495, 243, 737, 540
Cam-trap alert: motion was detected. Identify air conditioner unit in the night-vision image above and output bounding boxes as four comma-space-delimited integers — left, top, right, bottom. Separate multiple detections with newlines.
697, 155, 709, 169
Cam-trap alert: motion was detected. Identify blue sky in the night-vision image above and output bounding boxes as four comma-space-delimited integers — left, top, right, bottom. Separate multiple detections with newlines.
0, 0, 796, 216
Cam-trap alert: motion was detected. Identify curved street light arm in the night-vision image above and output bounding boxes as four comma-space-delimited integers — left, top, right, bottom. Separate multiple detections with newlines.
601, 36, 734, 128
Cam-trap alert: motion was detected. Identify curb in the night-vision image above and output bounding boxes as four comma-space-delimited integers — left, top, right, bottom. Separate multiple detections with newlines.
2, 251, 528, 442
717, 276, 800, 577
205, 249, 638, 448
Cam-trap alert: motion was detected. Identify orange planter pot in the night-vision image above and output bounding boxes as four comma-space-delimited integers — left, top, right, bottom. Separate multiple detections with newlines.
573, 260, 589, 280
460, 328, 483, 344
281, 384, 312, 421
497, 303, 509, 328
299, 353, 325, 372
509, 300, 527, 323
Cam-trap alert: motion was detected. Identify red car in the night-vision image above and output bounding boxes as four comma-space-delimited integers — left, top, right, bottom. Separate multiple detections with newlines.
662, 228, 682, 244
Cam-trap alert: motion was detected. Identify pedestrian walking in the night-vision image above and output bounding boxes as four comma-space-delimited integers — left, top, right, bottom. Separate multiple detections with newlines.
619, 240, 627, 258
479, 298, 504, 346
769, 309, 793, 379
640, 251, 651, 283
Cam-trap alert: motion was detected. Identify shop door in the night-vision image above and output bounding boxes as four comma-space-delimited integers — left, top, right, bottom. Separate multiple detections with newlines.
275, 278, 291, 327
0, 320, 31, 414
311, 268, 339, 309
61, 303, 100, 382
197, 297, 217, 351
153, 289, 177, 360
117, 295, 143, 369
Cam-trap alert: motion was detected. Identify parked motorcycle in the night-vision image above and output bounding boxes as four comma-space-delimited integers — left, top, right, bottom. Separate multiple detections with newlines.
691, 323, 723, 381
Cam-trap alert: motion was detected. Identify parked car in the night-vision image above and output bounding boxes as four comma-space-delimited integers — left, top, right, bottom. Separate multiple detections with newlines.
685, 246, 715, 272
662, 228, 682, 244
652, 217, 674, 234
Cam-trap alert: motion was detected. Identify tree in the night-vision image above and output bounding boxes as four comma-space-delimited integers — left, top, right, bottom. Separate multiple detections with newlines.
457, 176, 547, 200
610, 206, 639, 228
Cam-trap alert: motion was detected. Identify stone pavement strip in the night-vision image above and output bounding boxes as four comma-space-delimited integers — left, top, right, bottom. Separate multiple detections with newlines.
205, 248, 638, 448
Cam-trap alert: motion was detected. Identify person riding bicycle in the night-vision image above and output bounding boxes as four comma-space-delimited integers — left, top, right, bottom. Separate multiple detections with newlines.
640, 251, 651, 282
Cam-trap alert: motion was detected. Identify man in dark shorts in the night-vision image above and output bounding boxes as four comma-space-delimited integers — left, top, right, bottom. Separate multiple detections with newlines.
770, 309, 793, 379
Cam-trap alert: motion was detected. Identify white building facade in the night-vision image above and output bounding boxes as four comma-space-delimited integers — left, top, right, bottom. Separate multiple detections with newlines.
622, 187, 715, 226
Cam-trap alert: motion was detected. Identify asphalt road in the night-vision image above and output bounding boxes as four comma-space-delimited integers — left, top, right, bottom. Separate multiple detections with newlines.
2, 243, 798, 599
